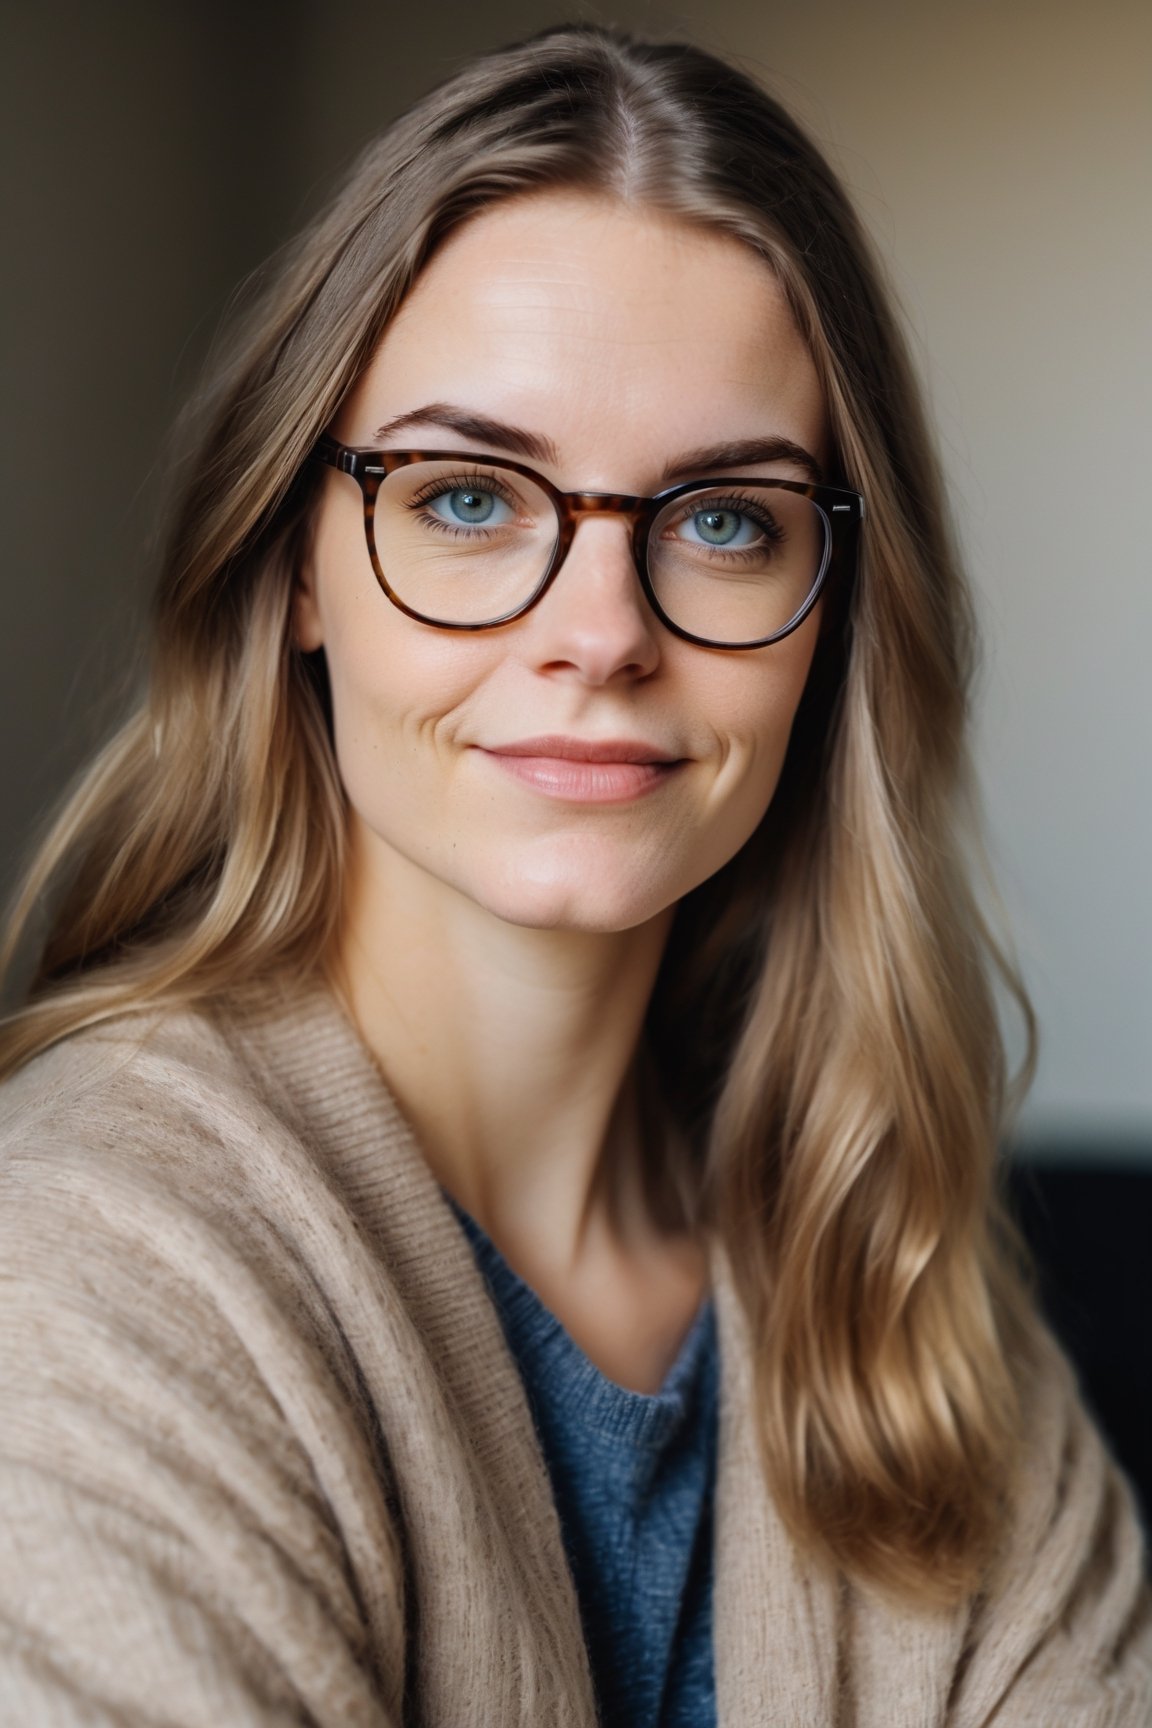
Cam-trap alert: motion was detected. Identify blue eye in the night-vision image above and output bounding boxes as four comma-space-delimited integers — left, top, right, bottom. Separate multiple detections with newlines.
428, 487, 513, 527
682, 507, 761, 547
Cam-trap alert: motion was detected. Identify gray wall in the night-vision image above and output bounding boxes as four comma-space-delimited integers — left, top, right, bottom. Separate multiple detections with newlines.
3, 0, 1149, 1156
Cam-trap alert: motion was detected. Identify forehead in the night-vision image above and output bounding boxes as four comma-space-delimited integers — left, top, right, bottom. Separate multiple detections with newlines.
339, 191, 827, 484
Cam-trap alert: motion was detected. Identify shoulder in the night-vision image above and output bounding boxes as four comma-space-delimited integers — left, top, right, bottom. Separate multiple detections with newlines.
0, 994, 308, 1387
0, 999, 408, 1721
0, 987, 405, 1515
1, 995, 280, 1152
0, 994, 355, 1395
0, 982, 422, 1381
0, 995, 320, 1233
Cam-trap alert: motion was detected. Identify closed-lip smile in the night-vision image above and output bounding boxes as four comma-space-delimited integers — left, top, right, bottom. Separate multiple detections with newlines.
483, 734, 680, 763
476, 735, 684, 802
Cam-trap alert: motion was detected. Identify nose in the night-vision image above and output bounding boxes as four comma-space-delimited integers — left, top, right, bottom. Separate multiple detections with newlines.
521, 513, 662, 685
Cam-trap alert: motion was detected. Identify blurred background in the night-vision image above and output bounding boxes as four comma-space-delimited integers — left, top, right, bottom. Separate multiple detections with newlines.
2, 1, 1149, 1503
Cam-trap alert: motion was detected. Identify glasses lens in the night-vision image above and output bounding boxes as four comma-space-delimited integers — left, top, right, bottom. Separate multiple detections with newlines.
648, 484, 828, 645
372, 461, 558, 625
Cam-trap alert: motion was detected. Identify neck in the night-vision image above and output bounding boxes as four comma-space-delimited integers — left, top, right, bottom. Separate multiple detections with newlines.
331, 824, 675, 1274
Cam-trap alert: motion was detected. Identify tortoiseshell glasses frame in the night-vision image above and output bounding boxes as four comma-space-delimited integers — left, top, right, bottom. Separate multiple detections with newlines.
313, 434, 865, 650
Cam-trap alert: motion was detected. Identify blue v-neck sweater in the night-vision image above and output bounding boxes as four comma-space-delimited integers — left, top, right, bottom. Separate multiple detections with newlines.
445, 1192, 719, 1728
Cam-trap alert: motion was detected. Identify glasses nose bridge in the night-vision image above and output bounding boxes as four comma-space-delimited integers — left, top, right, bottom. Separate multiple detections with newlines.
554, 489, 650, 571
564, 489, 649, 526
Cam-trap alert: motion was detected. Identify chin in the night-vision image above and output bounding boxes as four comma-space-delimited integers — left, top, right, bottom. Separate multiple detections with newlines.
472, 865, 678, 936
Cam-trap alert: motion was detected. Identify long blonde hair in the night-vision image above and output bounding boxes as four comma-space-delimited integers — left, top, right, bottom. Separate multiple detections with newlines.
0, 23, 1035, 1605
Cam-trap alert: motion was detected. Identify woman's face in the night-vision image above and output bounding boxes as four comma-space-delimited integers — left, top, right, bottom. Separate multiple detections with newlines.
298, 191, 829, 934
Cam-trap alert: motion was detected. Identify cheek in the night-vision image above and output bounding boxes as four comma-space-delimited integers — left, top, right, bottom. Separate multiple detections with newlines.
322, 636, 456, 878
319, 590, 502, 856
324, 622, 463, 799
661, 626, 819, 900
309, 500, 462, 760
707, 617, 821, 792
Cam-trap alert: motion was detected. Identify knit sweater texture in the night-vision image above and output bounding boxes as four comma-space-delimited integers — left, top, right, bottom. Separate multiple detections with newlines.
0, 984, 1149, 1726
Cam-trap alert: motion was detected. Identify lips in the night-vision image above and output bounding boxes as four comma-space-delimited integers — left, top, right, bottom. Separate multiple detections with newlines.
476, 735, 684, 802
483, 734, 680, 764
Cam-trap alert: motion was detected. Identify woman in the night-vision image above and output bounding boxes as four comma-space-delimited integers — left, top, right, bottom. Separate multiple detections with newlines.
0, 22, 1148, 1727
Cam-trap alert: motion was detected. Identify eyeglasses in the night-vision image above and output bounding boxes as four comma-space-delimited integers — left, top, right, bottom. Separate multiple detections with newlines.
314, 435, 864, 650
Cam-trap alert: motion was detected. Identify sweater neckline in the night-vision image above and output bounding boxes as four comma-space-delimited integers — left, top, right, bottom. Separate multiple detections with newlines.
444, 1186, 718, 1446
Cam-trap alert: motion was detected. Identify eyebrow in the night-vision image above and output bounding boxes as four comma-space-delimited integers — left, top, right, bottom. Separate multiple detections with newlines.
371, 403, 824, 486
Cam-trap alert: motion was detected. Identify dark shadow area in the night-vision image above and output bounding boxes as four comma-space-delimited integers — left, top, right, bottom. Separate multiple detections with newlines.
1008, 1159, 1151, 1535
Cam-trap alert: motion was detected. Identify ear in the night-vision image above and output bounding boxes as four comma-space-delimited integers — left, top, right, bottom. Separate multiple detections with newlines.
292, 542, 325, 652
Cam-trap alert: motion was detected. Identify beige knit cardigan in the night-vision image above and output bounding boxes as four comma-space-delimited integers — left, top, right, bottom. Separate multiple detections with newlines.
0, 986, 1149, 1726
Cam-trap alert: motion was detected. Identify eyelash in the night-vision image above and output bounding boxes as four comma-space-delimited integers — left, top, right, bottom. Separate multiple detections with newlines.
669, 494, 788, 548
402, 474, 791, 557
405, 472, 519, 522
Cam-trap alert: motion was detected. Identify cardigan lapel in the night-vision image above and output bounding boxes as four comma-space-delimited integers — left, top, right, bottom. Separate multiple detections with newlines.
237, 986, 601, 1728
706, 1235, 975, 1728
707, 1234, 845, 1726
